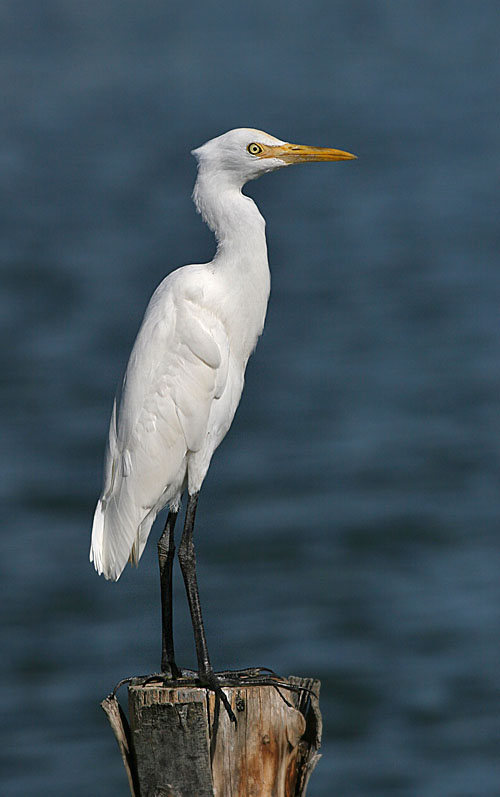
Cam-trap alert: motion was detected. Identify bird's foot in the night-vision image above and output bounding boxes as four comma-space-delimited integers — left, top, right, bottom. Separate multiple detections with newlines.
134, 668, 238, 724
215, 666, 279, 681
110, 668, 197, 697
198, 668, 237, 724
110, 667, 313, 717
213, 667, 318, 709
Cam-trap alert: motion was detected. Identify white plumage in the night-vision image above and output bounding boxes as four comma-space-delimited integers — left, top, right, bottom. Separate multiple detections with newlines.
90, 127, 355, 582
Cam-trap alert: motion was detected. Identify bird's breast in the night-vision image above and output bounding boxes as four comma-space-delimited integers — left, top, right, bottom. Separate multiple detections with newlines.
211, 263, 270, 363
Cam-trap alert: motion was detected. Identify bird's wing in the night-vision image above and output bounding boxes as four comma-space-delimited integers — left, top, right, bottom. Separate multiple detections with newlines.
91, 273, 230, 580
168, 297, 230, 450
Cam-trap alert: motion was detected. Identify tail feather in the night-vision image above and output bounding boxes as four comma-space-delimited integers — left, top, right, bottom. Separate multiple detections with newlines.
89, 500, 106, 575
90, 484, 166, 581
90, 398, 142, 581
90, 491, 143, 581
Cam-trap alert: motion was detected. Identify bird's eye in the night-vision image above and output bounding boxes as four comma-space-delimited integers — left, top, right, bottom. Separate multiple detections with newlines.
247, 143, 263, 156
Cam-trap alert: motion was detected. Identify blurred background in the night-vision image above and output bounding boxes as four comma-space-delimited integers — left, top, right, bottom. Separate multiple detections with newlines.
1, 1, 499, 794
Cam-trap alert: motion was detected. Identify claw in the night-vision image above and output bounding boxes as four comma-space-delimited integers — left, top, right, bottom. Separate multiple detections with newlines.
198, 669, 237, 725
215, 687, 237, 725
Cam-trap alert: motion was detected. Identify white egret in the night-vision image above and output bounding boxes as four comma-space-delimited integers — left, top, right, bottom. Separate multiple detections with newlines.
90, 127, 356, 712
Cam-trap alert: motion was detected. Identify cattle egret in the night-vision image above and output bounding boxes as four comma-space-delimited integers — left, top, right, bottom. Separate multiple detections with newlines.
90, 127, 356, 713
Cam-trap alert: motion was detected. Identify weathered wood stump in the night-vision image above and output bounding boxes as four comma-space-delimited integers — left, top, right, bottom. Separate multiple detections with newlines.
102, 675, 321, 796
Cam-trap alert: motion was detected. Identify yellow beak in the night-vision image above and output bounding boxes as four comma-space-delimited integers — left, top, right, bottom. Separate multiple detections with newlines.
261, 142, 357, 163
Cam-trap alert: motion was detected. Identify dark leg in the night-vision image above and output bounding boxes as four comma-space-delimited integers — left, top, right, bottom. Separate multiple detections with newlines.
157, 509, 180, 677
178, 491, 236, 722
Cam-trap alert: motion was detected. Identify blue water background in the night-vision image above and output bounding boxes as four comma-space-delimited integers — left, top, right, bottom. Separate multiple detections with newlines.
1, 1, 500, 794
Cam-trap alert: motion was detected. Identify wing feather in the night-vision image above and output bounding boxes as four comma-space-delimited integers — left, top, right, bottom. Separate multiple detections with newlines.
90, 271, 230, 580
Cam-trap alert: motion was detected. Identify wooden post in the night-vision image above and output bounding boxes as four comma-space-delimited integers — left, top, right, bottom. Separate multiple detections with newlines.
102, 675, 321, 796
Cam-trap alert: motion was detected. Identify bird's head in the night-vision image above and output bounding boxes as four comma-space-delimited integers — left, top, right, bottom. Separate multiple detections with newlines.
192, 127, 356, 187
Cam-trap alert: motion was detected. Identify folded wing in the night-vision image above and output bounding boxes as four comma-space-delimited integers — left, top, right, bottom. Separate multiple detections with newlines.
90, 278, 230, 580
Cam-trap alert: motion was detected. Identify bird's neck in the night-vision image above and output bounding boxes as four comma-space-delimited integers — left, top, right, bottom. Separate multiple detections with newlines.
193, 171, 269, 270
192, 168, 271, 361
